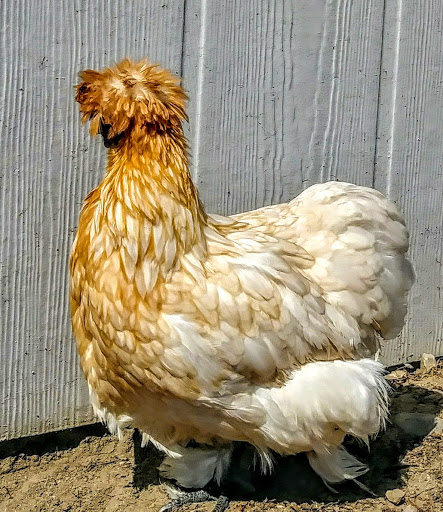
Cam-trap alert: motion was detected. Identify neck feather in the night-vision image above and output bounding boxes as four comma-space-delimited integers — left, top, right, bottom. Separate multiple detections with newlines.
106, 128, 205, 218
93, 128, 207, 286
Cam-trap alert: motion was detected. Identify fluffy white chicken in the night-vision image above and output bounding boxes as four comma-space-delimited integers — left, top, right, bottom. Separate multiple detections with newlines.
70, 59, 414, 496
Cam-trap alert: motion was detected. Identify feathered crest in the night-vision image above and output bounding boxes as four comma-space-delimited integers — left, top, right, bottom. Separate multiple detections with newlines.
75, 58, 187, 146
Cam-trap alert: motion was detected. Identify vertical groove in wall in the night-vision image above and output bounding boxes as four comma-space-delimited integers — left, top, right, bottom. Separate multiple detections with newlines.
374, 0, 403, 195
373, 0, 388, 188
319, 0, 348, 181
190, 0, 207, 185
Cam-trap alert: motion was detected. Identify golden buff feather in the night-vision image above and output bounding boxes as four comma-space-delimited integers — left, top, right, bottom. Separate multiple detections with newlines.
70, 58, 414, 491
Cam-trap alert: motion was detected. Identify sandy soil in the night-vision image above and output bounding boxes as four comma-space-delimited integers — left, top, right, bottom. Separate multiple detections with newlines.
1, 363, 442, 512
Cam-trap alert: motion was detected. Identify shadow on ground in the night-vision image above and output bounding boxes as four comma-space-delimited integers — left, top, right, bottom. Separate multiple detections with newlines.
132, 429, 164, 489
0, 423, 108, 459
131, 380, 443, 505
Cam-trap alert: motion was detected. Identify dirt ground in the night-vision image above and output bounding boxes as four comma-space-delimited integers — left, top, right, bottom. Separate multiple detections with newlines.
0, 363, 442, 512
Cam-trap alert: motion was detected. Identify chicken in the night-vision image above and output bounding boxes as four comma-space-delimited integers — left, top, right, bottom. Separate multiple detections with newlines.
70, 59, 414, 494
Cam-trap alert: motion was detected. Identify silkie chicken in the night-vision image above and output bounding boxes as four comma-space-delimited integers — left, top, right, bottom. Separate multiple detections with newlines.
70, 59, 414, 508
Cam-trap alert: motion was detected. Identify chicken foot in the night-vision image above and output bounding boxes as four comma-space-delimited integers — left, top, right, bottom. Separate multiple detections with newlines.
159, 489, 229, 512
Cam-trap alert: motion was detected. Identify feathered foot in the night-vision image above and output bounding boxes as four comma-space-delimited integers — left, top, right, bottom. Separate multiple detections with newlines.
159, 445, 233, 488
158, 444, 233, 511
159, 488, 229, 512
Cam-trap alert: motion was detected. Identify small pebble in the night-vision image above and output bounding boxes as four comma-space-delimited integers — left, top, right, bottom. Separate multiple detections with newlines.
385, 488, 405, 505
420, 353, 437, 373
388, 369, 408, 380
403, 505, 418, 512
403, 363, 414, 371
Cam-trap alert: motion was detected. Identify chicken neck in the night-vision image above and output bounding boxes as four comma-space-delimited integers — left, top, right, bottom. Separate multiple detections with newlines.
98, 126, 208, 272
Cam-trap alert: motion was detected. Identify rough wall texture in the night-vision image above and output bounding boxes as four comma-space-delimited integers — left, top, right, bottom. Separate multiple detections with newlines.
1, 0, 442, 440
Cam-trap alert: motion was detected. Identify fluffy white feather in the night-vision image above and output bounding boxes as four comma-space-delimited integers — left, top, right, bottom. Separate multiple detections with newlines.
144, 359, 389, 487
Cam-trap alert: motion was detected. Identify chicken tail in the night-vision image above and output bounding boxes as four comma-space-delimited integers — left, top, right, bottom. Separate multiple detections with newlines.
75, 59, 187, 147
307, 445, 368, 485
290, 181, 415, 343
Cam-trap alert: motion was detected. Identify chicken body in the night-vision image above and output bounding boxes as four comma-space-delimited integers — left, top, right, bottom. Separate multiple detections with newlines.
71, 59, 414, 489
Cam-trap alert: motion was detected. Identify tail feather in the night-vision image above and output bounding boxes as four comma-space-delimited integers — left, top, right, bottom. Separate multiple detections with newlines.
307, 445, 368, 484
290, 181, 414, 344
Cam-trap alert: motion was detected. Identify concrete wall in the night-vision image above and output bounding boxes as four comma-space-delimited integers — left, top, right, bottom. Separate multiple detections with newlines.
1, 0, 442, 440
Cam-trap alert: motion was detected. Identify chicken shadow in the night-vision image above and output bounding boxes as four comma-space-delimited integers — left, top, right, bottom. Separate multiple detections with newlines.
132, 379, 442, 505
132, 429, 164, 489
